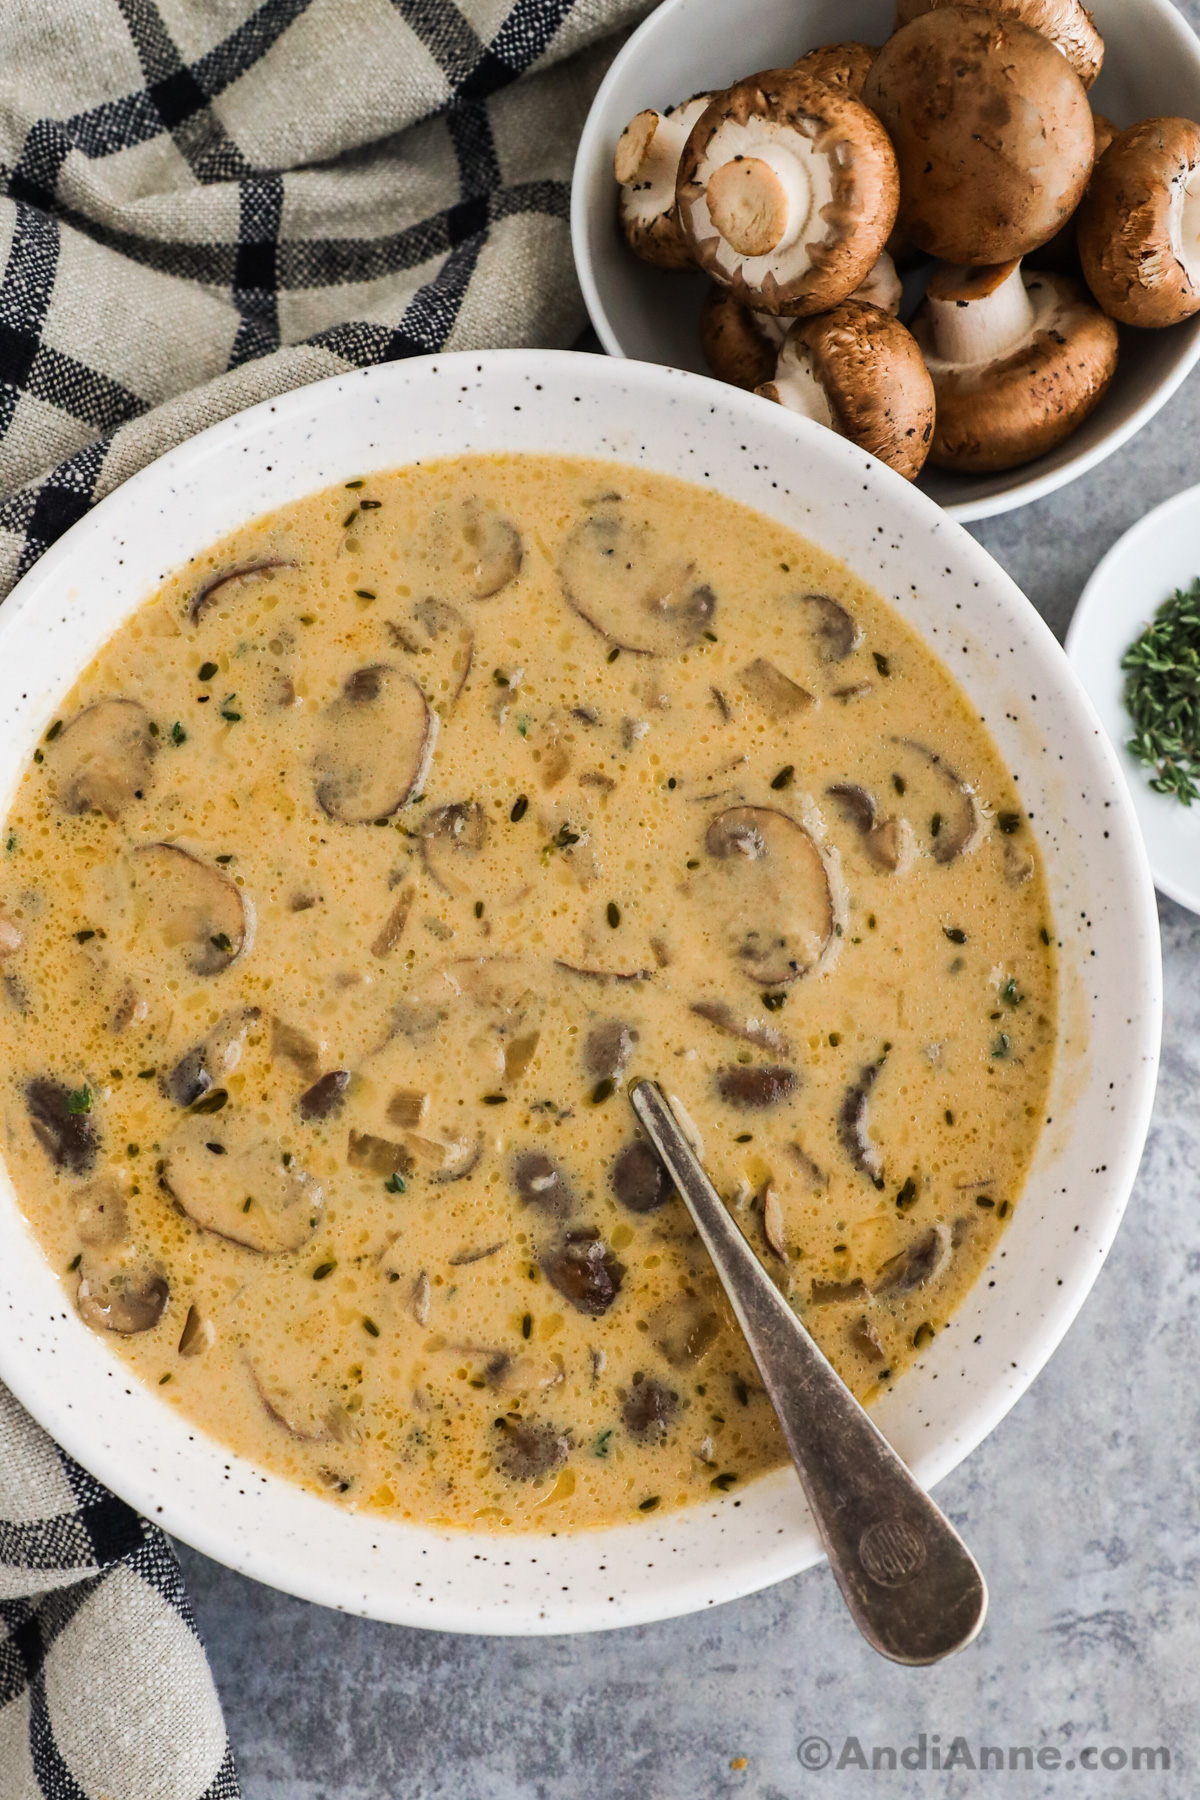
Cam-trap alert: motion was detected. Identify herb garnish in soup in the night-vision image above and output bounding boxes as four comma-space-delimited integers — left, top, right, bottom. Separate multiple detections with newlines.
0, 455, 1056, 1530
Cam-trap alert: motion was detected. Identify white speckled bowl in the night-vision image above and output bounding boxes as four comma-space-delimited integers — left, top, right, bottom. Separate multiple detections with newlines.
0, 352, 1160, 1633
571, 0, 1200, 522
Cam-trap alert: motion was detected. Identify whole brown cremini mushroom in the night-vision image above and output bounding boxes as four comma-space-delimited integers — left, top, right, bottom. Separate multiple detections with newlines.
1077, 118, 1200, 327
676, 69, 899, 316
700, 288, 789, 389
893, 0, 1103, 88
702, 253, 902, 388
757, 300, 935, 481
790, 42, 879, 98
615, 94, 714, 268
911, 259, 1118, 471
862, 7, 1095, 264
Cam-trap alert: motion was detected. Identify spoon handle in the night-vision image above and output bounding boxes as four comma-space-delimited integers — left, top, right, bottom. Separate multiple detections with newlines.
629, 1079, 987, 1665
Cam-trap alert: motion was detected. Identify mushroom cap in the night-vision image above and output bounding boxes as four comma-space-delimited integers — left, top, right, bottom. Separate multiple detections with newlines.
912, 268, 1118, 471
893, 0, 1103, 88
789, 42, 879, 98
49, 698, 157, 821
676, 69, 899, 315
1027, 109, 1120, 272
763, 301, 936, 481
863, 8, 1094, 263
699, 286, 788, 388
616, 95, 713, 269
1077, 117, 1200, 327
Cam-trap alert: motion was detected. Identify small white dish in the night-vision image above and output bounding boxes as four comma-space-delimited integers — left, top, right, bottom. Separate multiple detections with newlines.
1068, 483, 1200, 913
570, 0, 1200, 522
0, 352, 1160, 1634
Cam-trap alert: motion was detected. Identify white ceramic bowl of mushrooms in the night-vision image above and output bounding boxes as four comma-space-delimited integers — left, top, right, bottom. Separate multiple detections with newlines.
572, 0, 1200, 521
0, 351, 1161, 1633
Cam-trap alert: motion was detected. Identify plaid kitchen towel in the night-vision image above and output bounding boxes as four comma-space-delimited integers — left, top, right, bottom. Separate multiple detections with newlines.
0, 1, 647, 1793
0, 0, 651, 601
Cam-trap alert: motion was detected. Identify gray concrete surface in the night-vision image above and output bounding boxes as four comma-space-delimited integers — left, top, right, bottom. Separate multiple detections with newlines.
179, 306, 1200, 1800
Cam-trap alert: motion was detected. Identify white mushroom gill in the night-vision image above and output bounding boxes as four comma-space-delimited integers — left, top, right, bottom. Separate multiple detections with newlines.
1169, 162, 1200, 290
765, 334, 834, 427
685, 117, 836, 285
922, 262, 1041, 369
615, 97, 710, 225
853, 250, 902, 314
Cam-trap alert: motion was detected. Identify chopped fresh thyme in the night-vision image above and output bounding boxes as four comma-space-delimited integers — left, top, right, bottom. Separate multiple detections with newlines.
1122, 577, 1200, 803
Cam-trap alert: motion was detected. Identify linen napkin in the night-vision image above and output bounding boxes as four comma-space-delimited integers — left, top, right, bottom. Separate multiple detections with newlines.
0, 1, 645, 1791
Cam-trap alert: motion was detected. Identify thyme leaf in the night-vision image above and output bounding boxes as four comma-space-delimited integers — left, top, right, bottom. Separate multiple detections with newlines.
1122, 577, 1200, 804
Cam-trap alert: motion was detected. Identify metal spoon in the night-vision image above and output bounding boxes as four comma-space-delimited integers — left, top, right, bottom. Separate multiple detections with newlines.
629, 1079, 987, 1665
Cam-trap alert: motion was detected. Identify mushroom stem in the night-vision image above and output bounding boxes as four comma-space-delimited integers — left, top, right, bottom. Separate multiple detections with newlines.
615, 101, 709, 199
613, 110, 661, 187
761, 337, 834, 426
706, 151, 811, 258
615, 94, 713, 268
925, 260, 1036, 366
1176, 165, 1200, 288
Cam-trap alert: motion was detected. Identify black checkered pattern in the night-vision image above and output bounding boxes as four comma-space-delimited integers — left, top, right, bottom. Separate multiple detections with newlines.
0, 1, 642, 1789
1, 1386, 239, 1797
0, 0, 645, 596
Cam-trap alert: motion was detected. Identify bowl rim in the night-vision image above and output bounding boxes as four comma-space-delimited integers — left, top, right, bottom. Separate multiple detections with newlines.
569, 0, 1200, 525
0, 349, 1162, 1634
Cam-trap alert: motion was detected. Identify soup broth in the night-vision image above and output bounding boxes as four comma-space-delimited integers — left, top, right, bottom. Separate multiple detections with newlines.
0, 455, 1055, 1530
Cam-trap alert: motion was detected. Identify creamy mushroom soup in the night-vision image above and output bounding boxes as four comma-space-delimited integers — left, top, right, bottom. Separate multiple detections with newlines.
0, 455, 1056, 1531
